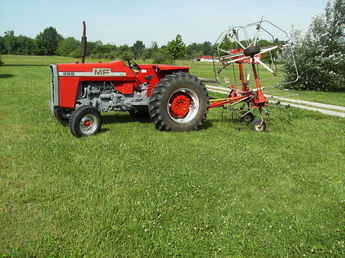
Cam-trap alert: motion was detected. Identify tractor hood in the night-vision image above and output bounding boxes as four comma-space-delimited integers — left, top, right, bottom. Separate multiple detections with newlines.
55, 61, 189, 75
56, 60, 136, 78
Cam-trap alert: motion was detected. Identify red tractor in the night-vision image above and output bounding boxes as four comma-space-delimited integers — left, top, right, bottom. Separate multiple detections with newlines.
50, 46, 209, 137
50, 23, 209, 137
50, 60, 209, 137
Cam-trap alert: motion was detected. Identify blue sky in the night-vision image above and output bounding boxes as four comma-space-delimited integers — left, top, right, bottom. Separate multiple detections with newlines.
1, 0, 329, 46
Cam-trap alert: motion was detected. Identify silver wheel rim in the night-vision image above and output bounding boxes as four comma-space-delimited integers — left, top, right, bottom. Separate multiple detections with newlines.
79, 114, 98, 135
167, 88, 200, 123
254, 121, 265, 132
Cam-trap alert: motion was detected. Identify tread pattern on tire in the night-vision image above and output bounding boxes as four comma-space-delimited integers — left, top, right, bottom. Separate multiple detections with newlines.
69, 106, 102, 137
148, 72, 209, 131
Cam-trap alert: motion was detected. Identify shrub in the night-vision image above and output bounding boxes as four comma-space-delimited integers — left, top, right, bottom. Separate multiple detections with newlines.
283, 0, 345, 91
152, 49, 170, 64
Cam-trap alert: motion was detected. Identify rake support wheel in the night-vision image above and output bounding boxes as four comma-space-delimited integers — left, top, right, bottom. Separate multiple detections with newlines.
251, 118, 266, 132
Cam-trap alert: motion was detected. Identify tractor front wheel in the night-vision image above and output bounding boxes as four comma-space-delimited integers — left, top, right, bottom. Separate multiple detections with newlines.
149, 72, 208, 131
69, 106, 102, 137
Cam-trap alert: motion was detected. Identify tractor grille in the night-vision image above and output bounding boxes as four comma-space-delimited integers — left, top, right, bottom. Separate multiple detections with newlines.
49, 64, 59, 111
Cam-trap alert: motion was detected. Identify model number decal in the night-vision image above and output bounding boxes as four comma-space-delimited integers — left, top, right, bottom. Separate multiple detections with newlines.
58, 69, 127, 77
61, 71, 75, 76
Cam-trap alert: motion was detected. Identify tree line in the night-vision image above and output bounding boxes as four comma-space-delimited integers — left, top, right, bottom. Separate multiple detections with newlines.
0, 27, 215, 64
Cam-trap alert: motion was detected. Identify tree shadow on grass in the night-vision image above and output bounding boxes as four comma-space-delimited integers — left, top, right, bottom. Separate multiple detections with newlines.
0, 74, 14, 78
98, 128, 110, 134
200, 120, 213, 130
102, 114, 150, 125
102, 113, 214, 129
3, 64, 47, 67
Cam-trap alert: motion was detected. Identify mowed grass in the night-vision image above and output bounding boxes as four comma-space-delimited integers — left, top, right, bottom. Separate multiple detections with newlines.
1, 55, 345, 257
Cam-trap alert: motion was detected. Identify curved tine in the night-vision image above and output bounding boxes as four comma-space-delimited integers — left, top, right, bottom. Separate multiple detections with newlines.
263, 20, 291, 37
214, 30, 228, 45
260, 26, 276, 42
215, 30, 232, 55
239, 25, 252, 48
252, 22, 263, 47
216, 62, 232, 76
261, 20, 299, 84
246, 20, 290, 38
244, 19, 263, 46
231, 36, 246, 49
230, 26, 247, 49
283, 45, 299, 84
214, 32, 226, 60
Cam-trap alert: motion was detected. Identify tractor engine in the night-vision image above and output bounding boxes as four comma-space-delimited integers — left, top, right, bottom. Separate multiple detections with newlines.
76, 81, 148, 112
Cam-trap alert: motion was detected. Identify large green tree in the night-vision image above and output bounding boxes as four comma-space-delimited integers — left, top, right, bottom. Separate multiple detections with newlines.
57, 37, 80, 57
132, 40, 145, 59
3, 31, 17, 54
1, 31, 38, 55
0, 36, 5, 54
167, 34, 186, 63
284, 0, 345, 91
90, 41, 118, 59
186, 41, 216, 58
16, 35, 38, 55
142, 41, 159, 60
36, 27, 62, 55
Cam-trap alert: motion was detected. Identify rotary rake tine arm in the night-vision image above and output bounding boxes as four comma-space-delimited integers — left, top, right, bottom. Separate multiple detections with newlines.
213, 18, 299, 86
208, 19, 300, 132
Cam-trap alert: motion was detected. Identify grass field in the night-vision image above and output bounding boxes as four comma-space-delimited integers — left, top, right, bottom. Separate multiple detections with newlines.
1, 55, 345, 257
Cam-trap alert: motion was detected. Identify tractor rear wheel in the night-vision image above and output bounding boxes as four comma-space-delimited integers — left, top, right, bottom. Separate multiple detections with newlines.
149, 72, 208, 131
69, 106, 102, 137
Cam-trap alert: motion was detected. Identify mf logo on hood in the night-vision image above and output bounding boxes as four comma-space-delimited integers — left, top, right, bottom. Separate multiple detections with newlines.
93, 68, 111, 76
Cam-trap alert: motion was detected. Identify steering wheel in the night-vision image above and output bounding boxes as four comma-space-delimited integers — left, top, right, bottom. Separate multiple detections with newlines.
127, 59, 140, 71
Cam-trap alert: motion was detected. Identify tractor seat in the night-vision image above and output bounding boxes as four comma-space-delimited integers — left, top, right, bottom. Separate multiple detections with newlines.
244, 46, 261, 57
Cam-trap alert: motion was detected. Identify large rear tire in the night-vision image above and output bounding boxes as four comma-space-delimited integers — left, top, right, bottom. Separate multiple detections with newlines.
69, 106, 102, 137
148, 72, 208, 131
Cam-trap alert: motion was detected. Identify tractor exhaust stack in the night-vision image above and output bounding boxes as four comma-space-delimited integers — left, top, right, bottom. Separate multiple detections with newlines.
81, 21, 87, 63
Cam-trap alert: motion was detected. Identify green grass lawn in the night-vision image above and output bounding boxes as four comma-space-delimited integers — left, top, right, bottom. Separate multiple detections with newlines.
1, 55, 345, 257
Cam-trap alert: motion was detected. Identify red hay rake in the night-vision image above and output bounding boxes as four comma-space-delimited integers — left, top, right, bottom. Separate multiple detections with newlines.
208, 19, 298, 131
